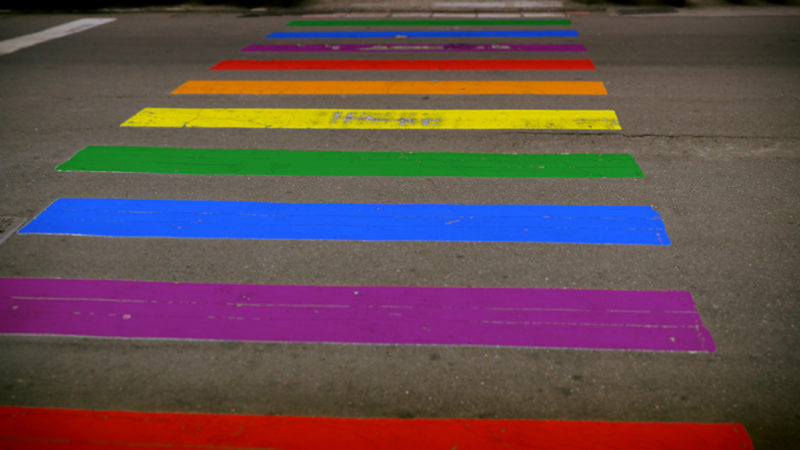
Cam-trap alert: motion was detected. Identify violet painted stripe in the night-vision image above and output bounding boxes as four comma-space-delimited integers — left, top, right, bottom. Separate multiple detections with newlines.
266, 31, 579, 39
241, 43, 587, 53
0, 278, 716, 352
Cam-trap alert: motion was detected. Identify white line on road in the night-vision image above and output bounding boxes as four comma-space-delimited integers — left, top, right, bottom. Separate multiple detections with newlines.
434, 1, 564, 8
0, 18, 116, 56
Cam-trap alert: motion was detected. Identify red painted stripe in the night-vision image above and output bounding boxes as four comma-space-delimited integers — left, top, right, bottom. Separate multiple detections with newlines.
0, 406, 753, 449
211, 59, 595, 71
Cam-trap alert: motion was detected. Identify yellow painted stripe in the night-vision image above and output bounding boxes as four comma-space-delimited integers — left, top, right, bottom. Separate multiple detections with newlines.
172, 80, 607, 96
121, 108, 621, 130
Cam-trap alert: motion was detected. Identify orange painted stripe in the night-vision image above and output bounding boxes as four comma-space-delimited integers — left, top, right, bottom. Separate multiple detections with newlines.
0, 406, 753, 450
172, 80, 607, 96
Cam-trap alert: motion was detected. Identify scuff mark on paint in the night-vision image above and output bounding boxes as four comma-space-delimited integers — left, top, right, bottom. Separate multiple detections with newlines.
330, 111, 441, 127
364, 44, 431, 51
331, 112, 392, 124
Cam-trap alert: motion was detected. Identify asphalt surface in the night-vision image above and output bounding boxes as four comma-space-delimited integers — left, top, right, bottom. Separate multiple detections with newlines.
0, 10, 798, 449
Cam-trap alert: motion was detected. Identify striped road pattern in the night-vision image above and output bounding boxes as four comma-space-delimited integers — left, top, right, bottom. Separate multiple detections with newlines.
5, 13, 750, 448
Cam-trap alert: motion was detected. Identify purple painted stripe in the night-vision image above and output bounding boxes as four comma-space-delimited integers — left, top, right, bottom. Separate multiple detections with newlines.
0, 278, 715, 352
241, 43, 587, 53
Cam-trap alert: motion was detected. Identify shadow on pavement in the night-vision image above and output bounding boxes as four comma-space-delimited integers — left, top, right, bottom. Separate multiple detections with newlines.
2, 0, 797, 11
0, 0, 308, 11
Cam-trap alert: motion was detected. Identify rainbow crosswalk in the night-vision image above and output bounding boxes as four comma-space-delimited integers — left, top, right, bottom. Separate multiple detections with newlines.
6, 14, 750, 448
17, 10, 700, 366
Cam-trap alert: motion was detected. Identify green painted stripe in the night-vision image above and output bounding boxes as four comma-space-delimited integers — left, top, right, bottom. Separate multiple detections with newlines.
58, 146, 643, 178
287, 19, 572, 27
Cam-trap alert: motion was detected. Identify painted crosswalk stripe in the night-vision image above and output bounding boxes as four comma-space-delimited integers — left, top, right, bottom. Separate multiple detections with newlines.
1, 278, 711, 350
266, 30, 578, 38
57, 146, 640, 178
0, 407, 751, 449
434, 1, 565, 8
19, 199, 669, 245
286, 19, 571, 26
173, 80, 606, 95
0, 18, 116, 56
241, 43, 587, 52
120, 108, 621, 130
211, 59, 594, 71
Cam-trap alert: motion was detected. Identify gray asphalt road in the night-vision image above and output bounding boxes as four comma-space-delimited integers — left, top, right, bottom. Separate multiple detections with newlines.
0, 11, 798, 449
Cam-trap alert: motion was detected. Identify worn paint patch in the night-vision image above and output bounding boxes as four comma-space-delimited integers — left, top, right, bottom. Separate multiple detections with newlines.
172, 80, 607, 95
0, 406, 752, 449
435, 1, 565, 8
19, 199, 669, 245
241, 43, 587, 52
0, 278, 712, 351
120, 108, 621, 130
0, 217, 26, 246
286, 19, 572, 26
211, 59, 594, 71
266, 30, 579, 38
57, 146, 640, 178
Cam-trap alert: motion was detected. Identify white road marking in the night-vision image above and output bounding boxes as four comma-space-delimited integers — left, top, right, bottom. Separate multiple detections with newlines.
434, 1, 563, 8
522, 12, 567, 17
0, 18, 116, 56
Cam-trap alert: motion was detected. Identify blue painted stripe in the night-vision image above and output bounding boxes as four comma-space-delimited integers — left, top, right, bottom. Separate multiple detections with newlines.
266, 30, 579, 39
20, 199, 671, 245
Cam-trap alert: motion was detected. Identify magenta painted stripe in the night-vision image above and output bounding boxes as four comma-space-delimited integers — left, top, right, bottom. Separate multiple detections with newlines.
0, 278, 715, 352
241, 43, 587, 53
